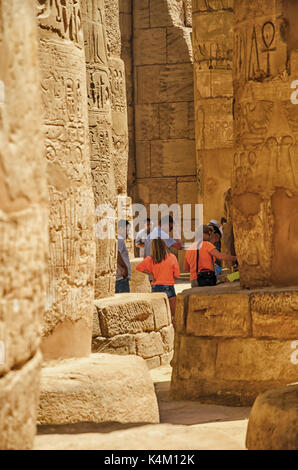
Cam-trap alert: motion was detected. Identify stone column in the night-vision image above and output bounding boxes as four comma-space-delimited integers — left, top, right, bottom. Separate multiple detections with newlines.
192, 0, 234, 223
0, 0, 48, 449
105, 0, 129, 198
81, 0, 117, 298
232, 0, 298, 288
37, 0, 96, 359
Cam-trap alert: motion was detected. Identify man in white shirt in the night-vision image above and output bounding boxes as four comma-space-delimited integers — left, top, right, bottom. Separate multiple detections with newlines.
135, 218, 152, 258
116, 220, 131, 293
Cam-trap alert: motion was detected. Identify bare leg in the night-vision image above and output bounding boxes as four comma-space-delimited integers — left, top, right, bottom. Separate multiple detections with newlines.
169, 297, 176, 327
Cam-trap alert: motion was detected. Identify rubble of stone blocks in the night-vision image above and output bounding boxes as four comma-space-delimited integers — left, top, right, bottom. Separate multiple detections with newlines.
246, 384, 298, 450
171, 285, 298, 406
93, 293, 174, 369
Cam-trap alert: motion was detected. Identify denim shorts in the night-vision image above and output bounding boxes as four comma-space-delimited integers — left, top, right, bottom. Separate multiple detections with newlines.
152, 285, 176, 299
115, 278, 130, 293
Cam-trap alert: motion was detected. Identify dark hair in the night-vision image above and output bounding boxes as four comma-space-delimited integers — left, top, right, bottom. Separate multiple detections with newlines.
145, 218, 151, 223
221, 217, 227, 224
209, 223, 221, 237
203, 225, 212, 235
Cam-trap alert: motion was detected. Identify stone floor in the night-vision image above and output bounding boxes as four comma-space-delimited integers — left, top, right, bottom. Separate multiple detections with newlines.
34, 364, 251, 450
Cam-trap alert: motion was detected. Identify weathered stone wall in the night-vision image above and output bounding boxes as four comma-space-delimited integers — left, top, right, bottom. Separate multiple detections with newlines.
37, 0, 96, 359
93, 293, 174, 368
171, 286, 298, 405
0, 0, 48, 449
125, 1, 196, 249
81, 0, 117, 298
232, 0, 298, 288
192, 0, 234, 224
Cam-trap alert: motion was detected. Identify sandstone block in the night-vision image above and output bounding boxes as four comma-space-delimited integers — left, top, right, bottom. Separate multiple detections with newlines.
160, 351, 174, 366
151, 140, 196, 177
135, 332, 165, 359
170, 374, 286, 406
216, 339, 297, 383
130, 259, 152, 293
160, 325, 175, 353
134, 28, 166, 65
120, 0, 132, 14
251, 291, 298, 339
152, 295, 171, 330
135, 105, 160, 141
186, 293, 251, 337
137, 64, 194, 104
94, 294, 155, 337
159, 102, 190, 140
41, 318, 92, 361
92, 306, 101, 338
246, 385, 298, 450
150, 0, 173, 27
200, 147, 234, 223
135, 141, 151, 178
167, 27, 192, 64
175, 294, 188, 334
146, 356, 161, 370
175, 336, 218, 380
195, 98, 233, 150
137, 178, 177, 206
0, 352, 42, 450
92, 334, 136, 355
133, 0, 150, 29
177, 181, 198, 205
38, 354, 160, 425
119, 12, 132, 41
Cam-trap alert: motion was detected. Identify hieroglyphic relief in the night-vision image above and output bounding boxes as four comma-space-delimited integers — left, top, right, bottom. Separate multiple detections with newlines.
37, 0, 83, 45
234, 14, 287, 82
82, 0, 117, 298
232, 0, 298, 288
109, 64, 126, 113
192, 0, 233, 12
192, 3, 234, 221
38, 0, 96, 355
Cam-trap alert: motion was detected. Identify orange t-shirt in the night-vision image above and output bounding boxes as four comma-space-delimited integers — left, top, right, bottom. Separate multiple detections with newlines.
136, 254, 180, 286
184, 241, 216, 281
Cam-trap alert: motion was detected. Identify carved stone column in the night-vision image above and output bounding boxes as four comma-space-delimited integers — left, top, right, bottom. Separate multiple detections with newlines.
192, 0, 234, 223
37, 0, 96, 358
104, 0, 129, 198
232, 0, 298, 288
81, 0, 117, 298
0, 0, 48, 449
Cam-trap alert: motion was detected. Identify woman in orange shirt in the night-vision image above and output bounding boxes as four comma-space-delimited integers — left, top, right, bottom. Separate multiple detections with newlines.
136, 238, 180, 324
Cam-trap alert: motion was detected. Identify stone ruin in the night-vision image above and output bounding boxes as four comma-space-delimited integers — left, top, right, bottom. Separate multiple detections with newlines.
0, 0, 297, 451
170, 0, 298, 449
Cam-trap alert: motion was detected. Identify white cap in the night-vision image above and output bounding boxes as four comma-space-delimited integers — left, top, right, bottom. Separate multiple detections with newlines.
209, 219, 220, 228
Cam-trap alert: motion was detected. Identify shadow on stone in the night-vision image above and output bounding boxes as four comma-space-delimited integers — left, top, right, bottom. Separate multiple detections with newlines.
37, 422, 149, 436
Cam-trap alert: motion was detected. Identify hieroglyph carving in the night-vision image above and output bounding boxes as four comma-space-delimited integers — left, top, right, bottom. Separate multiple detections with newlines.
234, 19, 287, 82
192, 0, 233, 13
38, 0, 96, 344
232, 0, 298, 288
37, 0, 83, 44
